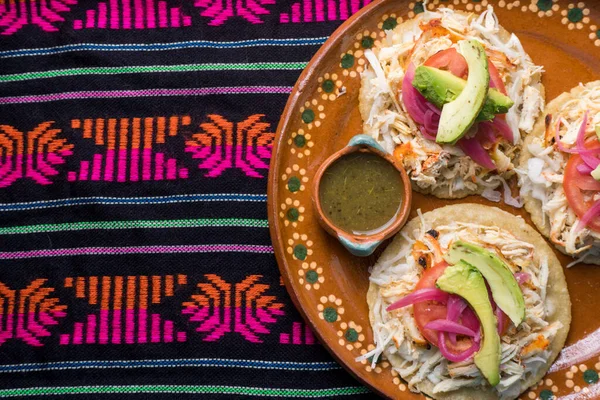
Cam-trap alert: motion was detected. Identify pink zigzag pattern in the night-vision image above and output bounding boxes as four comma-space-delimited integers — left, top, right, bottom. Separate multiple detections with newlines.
0, 0, 77, 35
194, 0, 275, 26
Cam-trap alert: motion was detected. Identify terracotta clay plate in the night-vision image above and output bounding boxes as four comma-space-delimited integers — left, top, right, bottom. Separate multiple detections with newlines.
267, 1, 600, 398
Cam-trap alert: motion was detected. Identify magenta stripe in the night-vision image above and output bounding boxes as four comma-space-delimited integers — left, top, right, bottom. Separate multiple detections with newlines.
146, 0, 156, 28
0, 245, 274, 259
0, 87, 292, 105
122, 0, 131, 29
134, 0, 144, 28
73, 323, 83, 345
98, 2, 107, 28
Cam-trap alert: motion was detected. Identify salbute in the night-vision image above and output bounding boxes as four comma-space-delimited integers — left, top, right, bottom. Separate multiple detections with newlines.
359, 6, 544, 201
363, 204, 571, 400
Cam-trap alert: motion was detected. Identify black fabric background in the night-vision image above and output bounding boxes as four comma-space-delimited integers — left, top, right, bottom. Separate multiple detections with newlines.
0, 0, 377, 398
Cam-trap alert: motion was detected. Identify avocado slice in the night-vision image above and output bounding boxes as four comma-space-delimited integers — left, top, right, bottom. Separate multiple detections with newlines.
592, 164, 600, 181
436, 261, 501, 387
591, 126, 600, 180
445, 241, 526, 326
436, 40, 490, 145
412, 66, 514, 122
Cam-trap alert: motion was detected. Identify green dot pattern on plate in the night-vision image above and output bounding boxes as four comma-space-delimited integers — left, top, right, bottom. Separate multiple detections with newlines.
286, 208, 299, 221
596, 29, 600, 39
536, 0, 552, 11
361, 36, 374, 49
413, 1, 424, 14
287, 177, 301, 192
294, 244, 307, 260
382, 17, 397, 30
539, 389, 554, 400
293, 134, 306, 148
323, 307, 338, 322
345, 328, 358, 342
584, 369, 599, 384
341, 53, 354, 69
301, 109, 315, 123
568, 7, 583, 23
322, 79, 335, 93
305, 270, 318, 283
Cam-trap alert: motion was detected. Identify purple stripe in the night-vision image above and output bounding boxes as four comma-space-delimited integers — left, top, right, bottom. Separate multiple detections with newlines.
0, 87, 293, 105
0, 245, 274, 259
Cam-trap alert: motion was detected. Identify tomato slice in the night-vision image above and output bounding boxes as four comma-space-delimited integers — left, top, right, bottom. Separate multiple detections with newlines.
488, 62, 507, 95
424, 48, 468, 79
413, 262, 474, 353
413, 261, 508, 352
564, 154, 600, 232
424, 48, 508, 95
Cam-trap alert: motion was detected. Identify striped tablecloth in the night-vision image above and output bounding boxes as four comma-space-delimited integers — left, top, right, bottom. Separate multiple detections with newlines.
0, 0, 374, 398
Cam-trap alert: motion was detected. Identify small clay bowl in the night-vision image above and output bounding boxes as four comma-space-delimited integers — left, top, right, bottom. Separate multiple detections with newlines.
312, 134, 412, 257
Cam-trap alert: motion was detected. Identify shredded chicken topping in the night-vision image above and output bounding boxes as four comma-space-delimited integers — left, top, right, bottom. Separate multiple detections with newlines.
518, 84, 600, 264
360, 6, 544, 199
362, 217, 561, 399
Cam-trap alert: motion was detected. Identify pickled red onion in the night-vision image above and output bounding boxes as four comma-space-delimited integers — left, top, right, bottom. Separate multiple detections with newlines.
514, 272, 531, 285
424, 109, 441, 135
458, 136, 497, 170
446, 295, 468, 344
419, 125, 437, 141
577, 163, 594, 174
491, 117, 514, 143
555, 114, 600, 155
576, 112, 600, 169
426, 101, 439, 112
476, 121, 497, 146
386, 288, 449, 311
438, 331, 479, 362
402, 63, 430, 125
446, 295, 468, 321
461, 307, 481, 343
425, 320, 478, 337
577, 198, 600, 232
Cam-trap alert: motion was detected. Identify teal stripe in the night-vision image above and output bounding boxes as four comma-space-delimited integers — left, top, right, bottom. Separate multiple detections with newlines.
0, 358, 342, 373
0, 385, 370, 397
0, 37, 329, 58
0, 218, 268, 235
0, 62, 308, 83
0, 193, 266, 212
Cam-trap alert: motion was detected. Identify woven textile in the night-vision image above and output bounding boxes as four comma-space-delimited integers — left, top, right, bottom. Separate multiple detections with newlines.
0, 0, 374, 398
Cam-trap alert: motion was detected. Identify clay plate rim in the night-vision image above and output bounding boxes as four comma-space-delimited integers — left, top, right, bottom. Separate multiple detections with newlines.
267, 0, 390, 395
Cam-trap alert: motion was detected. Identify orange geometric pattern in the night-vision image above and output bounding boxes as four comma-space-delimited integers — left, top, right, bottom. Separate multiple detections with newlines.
185, 114, 274, 178
68, 116, 190, 182
61, 275, 187, 345
182, 274, 232, 342
183, 274, 284, 343
0, 122, 73, 187
0, 279, 66, 347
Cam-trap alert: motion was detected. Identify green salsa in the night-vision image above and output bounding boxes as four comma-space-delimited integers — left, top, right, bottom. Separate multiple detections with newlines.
319, 152, 403, 234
